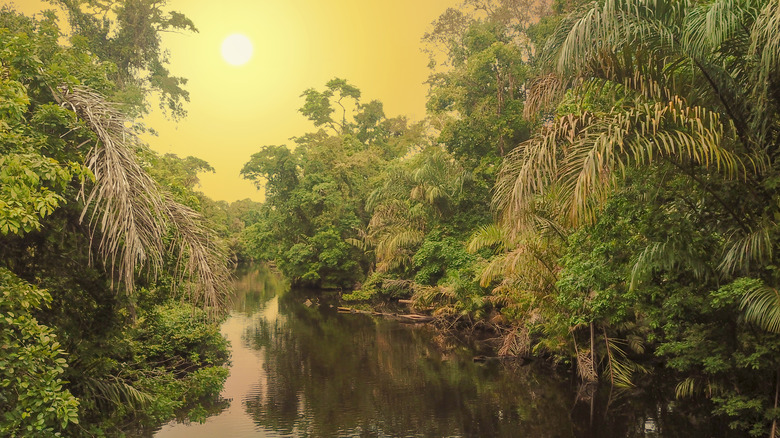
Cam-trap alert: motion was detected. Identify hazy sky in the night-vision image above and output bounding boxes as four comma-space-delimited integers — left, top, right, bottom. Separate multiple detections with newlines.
13, 0, 460, 202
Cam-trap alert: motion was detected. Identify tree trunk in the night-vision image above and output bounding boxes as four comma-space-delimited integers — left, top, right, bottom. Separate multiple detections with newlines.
590, 322, 597, 379
772, 367, 779, 438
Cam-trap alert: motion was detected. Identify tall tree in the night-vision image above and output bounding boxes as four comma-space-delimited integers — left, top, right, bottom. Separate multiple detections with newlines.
489, 0, 780, 432
0, 6, 230, 434
242, 80, 424, 288
54, 0, 197, 118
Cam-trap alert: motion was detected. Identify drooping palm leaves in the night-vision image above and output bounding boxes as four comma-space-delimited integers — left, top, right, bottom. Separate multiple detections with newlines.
497, 99, 743, 226
367, 200, 428, 272
468, 188, 569, 359
53, 85, 230, 313
748, 0, 780, 147
361, 148, 468, 273
469, 222, 560, 293
741, 282, 780, 333
491, 0, 780, 390
501, 0, 779, 267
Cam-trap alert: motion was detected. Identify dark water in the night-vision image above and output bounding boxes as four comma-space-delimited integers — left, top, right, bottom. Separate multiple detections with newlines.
153, 265, 718, 438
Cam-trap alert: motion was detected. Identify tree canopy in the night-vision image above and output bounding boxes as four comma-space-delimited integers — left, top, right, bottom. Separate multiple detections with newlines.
0, 5, 235, 435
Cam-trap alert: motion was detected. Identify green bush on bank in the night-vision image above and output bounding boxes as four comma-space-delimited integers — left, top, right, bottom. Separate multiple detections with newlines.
122, 301, 230, 429
0, 268, 80, 437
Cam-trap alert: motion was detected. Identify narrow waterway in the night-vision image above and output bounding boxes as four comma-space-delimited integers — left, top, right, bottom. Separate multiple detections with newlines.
153, 265, 713, 438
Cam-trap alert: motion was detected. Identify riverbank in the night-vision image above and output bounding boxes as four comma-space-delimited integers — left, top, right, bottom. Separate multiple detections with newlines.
155, 266, 716, 437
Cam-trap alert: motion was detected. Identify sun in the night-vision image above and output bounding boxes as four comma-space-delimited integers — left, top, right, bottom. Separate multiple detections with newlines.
221, 34, 253, 66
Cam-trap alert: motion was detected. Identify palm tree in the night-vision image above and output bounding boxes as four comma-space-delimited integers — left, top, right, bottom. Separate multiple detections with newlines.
492, 0, 780, 397
499, 0, 779, 290
360, 147, 468, 273
55, 85, 230, 314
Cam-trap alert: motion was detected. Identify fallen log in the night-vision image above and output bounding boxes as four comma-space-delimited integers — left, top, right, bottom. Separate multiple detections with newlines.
398, 314, 435, 323
337, 306, 434, 324
473, 355, 530, 364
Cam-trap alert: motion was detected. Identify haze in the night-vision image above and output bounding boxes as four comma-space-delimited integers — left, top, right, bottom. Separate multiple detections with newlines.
14, 0, 459, 201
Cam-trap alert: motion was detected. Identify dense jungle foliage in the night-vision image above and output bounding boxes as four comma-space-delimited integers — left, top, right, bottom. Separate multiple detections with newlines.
4, 0, 780, 435
239, 0, 780, 435
0, 2, 260, 436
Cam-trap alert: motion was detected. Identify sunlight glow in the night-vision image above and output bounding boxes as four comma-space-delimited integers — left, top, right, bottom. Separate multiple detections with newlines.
221, 34, 253, 66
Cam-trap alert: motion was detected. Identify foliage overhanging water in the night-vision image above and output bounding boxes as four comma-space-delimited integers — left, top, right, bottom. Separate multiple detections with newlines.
152, 266, 718, 437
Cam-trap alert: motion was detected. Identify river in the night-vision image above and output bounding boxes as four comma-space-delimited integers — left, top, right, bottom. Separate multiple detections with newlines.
152, 265, 717, 438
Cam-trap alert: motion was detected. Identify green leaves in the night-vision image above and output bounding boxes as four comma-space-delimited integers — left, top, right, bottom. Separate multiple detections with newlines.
0, 79, 28, 123
242, 80, 428, 288
54, 0, 198, 118
241, 145, 300, 197
299, 78, 362, 133
0, 269, 80, 437
0, 6, 237, 435
0, 153, 81, 235
740, 280, 780, 333
428, 21, 532, 167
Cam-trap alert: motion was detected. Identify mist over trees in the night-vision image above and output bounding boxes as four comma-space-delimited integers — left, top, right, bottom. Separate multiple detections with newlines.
3, 0, 780, 435
239, 0, 780, 434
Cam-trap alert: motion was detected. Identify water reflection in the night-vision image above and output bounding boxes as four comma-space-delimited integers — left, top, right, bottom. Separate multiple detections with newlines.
154, 265, 285, 438
155, 265, 719, 438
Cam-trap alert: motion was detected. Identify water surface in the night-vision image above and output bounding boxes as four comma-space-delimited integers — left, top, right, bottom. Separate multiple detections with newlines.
154, 265, 716, 437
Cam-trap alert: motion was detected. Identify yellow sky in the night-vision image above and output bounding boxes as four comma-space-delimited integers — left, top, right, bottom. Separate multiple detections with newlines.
13, 0, 460, 202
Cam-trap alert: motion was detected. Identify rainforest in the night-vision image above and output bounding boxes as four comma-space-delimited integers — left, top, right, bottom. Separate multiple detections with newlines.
2, 0, 780, 436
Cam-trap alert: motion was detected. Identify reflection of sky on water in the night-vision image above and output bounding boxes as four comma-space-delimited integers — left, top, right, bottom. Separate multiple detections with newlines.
156, 266, 715, 438
155, 269, 284, 438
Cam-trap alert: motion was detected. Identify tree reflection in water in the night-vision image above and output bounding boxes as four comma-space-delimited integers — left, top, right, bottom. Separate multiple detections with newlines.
157, 265, 726, 438
245, 292, 569, 437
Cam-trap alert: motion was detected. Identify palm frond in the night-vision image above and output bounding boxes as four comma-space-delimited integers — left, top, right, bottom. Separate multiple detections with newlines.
630, 239, 709, 290
53, 85, 230, 313
166, 201, 231, 311
748, 0, 780, 144
603, 335, 648, 388
479, 252, 513, 286
524, 73, 570, 118
497, 96, 742, 228
56, 85, 167, 292
718, 221, 775, 275
345, 237, 369, 252
376, 229, 425, 259
675, 375, 723, 398
553, 0, 683, 76
468, 224, 510, 253
684, 0, 757, 57
80, 375, 153, 410
741, 282, 780, 333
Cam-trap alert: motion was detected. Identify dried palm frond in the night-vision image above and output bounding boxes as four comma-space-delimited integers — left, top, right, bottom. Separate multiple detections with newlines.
166, 199, 231, 311
498, 326, 531, 357
52, 85, 230, 313
382, 278, 414, 291
577, 348, 598, 382
524, 73, 570, 118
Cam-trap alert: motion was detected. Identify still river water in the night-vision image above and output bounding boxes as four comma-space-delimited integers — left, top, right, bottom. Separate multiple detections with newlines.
152, 265, 716, 438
